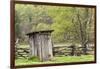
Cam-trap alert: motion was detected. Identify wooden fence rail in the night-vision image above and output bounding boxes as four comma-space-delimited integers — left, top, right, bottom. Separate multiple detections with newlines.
15, 47, 30, 58
15, 45, 94, 58
53, 46, 94, 56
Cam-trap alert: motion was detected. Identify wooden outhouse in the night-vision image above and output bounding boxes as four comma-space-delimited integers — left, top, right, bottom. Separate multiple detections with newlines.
26, 30, 54, 61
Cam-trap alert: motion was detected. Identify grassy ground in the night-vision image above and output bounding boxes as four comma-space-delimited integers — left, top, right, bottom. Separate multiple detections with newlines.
15, 55, 94, 66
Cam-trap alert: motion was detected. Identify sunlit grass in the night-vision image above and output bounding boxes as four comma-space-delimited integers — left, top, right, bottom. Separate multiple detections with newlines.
15, 55, 94, 66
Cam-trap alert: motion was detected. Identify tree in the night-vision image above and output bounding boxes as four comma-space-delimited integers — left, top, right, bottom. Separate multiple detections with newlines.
15, 4, 95, 50
71, 8, 95, 54
15, 4, 53, 44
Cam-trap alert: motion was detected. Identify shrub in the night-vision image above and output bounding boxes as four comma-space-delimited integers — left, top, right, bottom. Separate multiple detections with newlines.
28, 56, 40, 62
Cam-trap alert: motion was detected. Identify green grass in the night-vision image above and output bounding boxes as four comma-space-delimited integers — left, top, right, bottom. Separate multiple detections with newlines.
15, 55, 94, 66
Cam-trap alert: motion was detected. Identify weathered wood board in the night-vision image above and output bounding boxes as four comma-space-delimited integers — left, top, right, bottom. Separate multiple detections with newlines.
27, 30, 54, 61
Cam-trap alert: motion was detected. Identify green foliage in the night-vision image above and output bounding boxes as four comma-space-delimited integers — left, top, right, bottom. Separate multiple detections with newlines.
15, 4, 95, 44
32, 23, 51, 31
28, 56, 40, 62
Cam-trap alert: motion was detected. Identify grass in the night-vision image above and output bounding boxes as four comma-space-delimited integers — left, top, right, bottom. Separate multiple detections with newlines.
15, 55, 94, 66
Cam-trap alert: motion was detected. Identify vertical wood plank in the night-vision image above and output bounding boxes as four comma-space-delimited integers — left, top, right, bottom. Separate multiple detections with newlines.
34, 34, 38, 56
48, 35, 53, 59
29, 35, 35, 56
37, 34, 42, 61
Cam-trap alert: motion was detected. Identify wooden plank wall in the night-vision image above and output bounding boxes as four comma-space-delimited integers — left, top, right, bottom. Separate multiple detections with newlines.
29, 33, 53, 61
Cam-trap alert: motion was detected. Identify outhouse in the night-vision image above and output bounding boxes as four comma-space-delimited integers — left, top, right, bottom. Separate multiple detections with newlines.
26, 30, 54, 61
